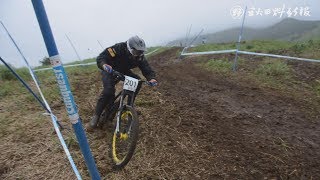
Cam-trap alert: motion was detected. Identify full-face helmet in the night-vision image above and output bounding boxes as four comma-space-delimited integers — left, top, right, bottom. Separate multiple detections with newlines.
127, 35, 146, 57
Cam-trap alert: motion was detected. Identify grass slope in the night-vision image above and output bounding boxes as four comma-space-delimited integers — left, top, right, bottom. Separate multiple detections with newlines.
168, 18, 320, 46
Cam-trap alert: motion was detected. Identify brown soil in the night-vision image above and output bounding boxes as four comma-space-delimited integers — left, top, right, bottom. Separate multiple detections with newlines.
1, 48, 320, 179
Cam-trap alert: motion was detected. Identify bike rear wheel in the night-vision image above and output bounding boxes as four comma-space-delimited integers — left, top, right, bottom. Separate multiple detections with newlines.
110, 105, 139, 170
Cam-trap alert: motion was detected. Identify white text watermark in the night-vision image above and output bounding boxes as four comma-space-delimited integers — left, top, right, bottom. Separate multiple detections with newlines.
230, 5, 311, 19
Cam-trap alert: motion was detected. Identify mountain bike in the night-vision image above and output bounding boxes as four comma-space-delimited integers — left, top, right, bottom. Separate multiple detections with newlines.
98, 70, 152, 170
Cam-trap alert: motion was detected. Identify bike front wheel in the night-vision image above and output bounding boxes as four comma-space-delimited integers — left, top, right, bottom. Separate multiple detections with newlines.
110, 105, 139, 170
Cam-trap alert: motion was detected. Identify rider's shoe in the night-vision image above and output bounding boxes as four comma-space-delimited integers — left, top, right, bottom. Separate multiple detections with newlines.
86, 115, 99, 131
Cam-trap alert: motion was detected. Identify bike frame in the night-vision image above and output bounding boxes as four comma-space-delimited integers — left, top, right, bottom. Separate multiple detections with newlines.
114, 80, 143, 134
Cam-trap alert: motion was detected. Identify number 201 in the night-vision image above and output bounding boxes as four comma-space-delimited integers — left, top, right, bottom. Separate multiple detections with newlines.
125, 79, 137, 87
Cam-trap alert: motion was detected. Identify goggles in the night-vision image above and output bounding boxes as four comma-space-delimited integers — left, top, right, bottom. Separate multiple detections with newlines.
131, 48, 144, 57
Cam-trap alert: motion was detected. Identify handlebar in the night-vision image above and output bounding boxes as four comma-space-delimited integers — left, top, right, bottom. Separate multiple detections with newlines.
112, 70, 157, 86
112, 70, 125, 81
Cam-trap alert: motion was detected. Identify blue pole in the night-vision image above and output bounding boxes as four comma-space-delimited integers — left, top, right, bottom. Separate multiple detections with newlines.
31, 1, 101, 179
233, 6, 247, 71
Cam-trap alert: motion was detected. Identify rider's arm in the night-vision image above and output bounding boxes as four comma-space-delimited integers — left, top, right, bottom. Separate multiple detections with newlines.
96, 44, 120, 71
138, 56, 156, 81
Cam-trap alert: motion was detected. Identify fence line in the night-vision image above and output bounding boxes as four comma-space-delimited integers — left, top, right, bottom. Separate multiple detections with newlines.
180, 49, 237, 56
180, 49, 320, 63
34, 48, 160, 72
146, 48, 159, 56
34, 62, 96, 72
237, 51, 320, 63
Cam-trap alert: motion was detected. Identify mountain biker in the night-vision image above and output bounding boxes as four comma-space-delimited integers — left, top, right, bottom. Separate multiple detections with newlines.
87, 35, 157, 131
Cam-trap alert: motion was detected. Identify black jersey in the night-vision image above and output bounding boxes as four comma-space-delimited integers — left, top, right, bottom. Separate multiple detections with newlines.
96, 42, 156, 80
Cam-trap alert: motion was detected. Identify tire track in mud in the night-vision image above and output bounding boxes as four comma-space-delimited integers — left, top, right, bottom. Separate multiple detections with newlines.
145, 49, 320, 179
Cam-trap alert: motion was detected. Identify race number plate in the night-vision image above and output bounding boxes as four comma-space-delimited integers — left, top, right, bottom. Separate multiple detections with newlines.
123, 76, 139, 92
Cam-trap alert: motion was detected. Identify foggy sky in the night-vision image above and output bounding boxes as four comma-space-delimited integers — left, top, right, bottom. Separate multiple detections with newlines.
1, 0, 319, 68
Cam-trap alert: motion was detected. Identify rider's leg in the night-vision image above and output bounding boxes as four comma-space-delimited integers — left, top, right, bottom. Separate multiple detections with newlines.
89, 71, 116, 129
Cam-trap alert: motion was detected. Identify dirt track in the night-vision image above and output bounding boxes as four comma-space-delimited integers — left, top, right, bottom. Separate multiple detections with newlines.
1, 48, 320, 179
136, 48, 320, 179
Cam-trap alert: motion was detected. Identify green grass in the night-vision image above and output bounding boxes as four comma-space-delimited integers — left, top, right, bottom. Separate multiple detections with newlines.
188, 40, 295, 53
41, 86, 61, 102
241, 40, 294, 53
252, 59, 295, 89
251, 58, 292, 86
187, 40, 320, 60
0, 81, 17, 96
0, 57, 98, 99
200, 56, 297, 91
201, 58, 233, 74
255, 59, 291, 78
0, 78, 32, 97
34, 65, 97, 83
0, 65, 31, 81
34, 65, 97, 101
314, 80, 320, 96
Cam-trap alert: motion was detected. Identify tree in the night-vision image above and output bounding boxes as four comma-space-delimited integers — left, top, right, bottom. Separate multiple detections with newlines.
39, 56, 50, 66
